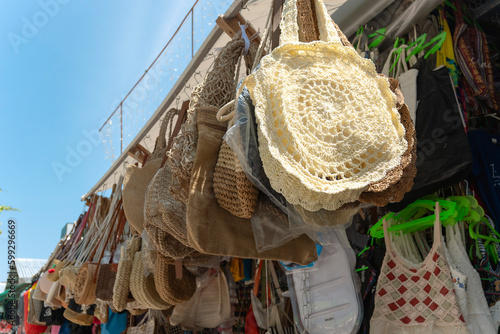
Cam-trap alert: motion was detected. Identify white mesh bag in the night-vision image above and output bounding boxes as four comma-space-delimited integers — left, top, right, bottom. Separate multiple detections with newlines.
242, 0, 407, 211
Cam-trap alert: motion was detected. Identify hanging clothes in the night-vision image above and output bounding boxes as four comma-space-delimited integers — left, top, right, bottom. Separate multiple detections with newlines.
370, 217, 468, 333
436, 8, 459, 87
446, 225, 497, 334
387, 58, 472, 211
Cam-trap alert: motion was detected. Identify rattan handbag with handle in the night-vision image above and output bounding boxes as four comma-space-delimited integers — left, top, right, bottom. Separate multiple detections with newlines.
212, 46, 260, 219
74, 178, 124, 306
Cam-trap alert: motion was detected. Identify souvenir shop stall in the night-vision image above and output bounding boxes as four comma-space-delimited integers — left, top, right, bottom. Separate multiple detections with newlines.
15, 0, 500, 332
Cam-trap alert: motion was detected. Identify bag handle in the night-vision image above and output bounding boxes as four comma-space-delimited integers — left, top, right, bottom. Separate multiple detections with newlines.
279, 0, 340, 45
161, 102, 189, 167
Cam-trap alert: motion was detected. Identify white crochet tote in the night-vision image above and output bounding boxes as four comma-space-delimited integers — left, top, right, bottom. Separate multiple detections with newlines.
242, 0, 407, 211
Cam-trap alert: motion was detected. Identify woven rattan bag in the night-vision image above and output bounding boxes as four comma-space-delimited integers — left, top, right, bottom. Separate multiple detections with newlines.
186, 37, 317, 265
154, 253, 196, 305
242, 0, 407, 212
212, 44, 260, 219
113, 236, 141, 312
129, 250, 171, 310
123, 110, 177, 234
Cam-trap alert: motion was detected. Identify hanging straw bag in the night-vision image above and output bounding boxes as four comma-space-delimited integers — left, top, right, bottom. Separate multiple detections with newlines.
95, 207, 127, 301
123, 109, 177, 234
74, 180, 124, 306
113, 236, 141, 312
241, 0, 408, 212
129, 250, 171, 310
185, 38, 317, 264
212, 46, 260, 219
154, 253, 196, 305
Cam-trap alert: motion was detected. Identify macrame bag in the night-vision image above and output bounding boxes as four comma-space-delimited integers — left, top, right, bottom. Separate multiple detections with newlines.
242, 0, 408, 212
186, 37, 317, 265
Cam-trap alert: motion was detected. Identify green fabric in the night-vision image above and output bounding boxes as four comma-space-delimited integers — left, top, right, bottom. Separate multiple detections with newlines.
0, 283, 30, 303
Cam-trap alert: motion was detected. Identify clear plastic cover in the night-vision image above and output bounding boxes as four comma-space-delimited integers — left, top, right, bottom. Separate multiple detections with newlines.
283, 231, 362, 334
225, 86, 358, 250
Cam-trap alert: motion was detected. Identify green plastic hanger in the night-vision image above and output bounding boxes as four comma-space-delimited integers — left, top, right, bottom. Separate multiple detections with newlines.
368, 28, 386, 49
423, 31, 447, 59
405, 34, 427, 62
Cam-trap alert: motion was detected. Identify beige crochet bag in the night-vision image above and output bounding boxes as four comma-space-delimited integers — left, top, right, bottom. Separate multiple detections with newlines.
129, 250, 171, 310
113, 236, 141, 312
123, 109, 177, 234
242, 0, 408, 212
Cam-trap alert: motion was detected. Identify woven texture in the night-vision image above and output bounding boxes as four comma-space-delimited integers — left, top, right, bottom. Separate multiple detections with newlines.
296, 0, 320, 42
187, 104, 318, 264
213, 127, 259, 219
113, 237, 141, 312
371, 219, 468, 333
145, 165, 213, 265
126, 318, 155, 334
331, 21, 416, 206
46, 260, 65, 282
358, 77, 417, 206
167, 38, 257, 204
155, 254, 197, 305
243, 0, 407, 211
73, 262, 98, 305
123, 111, 176, 234
129, 251, 171, 310
96, 263, 117, 301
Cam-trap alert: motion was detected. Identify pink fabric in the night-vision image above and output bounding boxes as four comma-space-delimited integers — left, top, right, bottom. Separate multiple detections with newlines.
51, 325, 61, 334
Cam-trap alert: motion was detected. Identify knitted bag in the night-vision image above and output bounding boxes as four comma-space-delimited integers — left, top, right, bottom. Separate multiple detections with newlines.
154, 253, 197, 305
213, 139, 260, 219
212, 45, 260, 219
113, 237, 141, 312
144, 164, 214, 266
242, 0, 407, 212
129, 250, 171, 310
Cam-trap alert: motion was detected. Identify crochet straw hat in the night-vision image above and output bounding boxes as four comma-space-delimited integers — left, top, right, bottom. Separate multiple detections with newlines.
242, 0, 408, 212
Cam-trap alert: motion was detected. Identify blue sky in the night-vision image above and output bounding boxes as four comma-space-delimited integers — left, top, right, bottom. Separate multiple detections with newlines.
0, 0, 196, 282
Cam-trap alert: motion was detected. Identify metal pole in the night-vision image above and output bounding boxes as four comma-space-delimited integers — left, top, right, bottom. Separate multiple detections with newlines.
191, 8, 194, 58
120, 103, 123, 154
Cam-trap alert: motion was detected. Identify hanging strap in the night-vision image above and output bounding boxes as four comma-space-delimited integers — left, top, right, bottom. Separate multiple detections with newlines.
433, 202, 442, 246
382, 219, 393, 253
161, 102, 189, 167
279, 0, 340, 45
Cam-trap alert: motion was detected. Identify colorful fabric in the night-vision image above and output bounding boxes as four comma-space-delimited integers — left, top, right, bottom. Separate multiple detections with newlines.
436, 8, 459, 86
